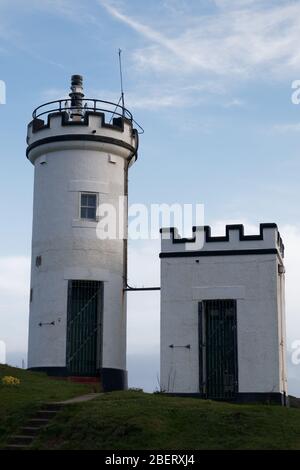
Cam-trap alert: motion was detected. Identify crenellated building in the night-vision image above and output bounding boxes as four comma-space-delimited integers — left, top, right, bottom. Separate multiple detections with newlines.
160, 224, 287, 404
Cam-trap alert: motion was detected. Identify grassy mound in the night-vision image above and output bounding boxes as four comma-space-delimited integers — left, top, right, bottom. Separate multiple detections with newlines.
2, 366, 300, 450
0, 364, 92, 447
32, 390, 300, 450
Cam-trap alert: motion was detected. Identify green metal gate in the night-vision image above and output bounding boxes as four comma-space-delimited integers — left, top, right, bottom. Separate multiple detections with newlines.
199, 299, 238, 399
66, 280, 103, 376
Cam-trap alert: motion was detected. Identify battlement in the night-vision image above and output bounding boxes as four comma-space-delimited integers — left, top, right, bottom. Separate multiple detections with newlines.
26, 111, 139, 164
28, 110, 134, 136
27, 111, 136, 145
160, 223, 284, 259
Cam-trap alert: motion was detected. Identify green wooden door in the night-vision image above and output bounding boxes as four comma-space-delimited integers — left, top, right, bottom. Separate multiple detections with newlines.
66, 280, 102, 376
199, 299, 238, 399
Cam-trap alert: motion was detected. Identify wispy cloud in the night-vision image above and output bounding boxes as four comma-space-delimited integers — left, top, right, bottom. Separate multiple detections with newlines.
40, 88, 69, 102
213, 0, 266, 9
98, 0, 300, 78
273, 122, 300, 133
98, 0, 189, 61
2, 0, 298, 110
0, 0, 86, 68
5, 0, 294, 110
125, 92, 187, 110
91, 79, 227, 110
0, 2, 65, 68
0, 256, 30, 356
223, 98, 245, 108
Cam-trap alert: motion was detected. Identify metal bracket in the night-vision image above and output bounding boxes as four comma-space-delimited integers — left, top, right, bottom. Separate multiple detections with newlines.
38, 321, 55, 327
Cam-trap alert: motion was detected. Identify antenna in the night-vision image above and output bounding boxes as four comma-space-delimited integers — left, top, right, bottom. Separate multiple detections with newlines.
118, 48, 125, 115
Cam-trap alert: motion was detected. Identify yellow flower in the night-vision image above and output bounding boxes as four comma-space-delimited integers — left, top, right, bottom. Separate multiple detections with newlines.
1, 376, 21, 386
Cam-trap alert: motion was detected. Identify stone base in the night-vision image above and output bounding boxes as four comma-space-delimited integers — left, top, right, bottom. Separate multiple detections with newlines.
164, 392, 288, 406
28, 367, 128, 392
100, 368, 128, 392
235, 392, 288, 406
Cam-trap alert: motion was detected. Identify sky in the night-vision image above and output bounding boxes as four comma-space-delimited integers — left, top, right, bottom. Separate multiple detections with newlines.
0, 0, 300, 394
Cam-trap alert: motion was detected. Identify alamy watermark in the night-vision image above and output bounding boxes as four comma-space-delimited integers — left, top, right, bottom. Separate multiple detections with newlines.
95, 198, 204, 248
291, 340, 300, 365
0, 80, 6, 105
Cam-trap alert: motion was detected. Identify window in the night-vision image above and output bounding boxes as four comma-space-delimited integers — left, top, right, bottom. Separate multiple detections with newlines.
80, 193, 98, 220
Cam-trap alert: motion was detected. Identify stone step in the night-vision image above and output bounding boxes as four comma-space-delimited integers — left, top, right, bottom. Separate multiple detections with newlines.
42, 403, 63, 412
8, 435, 35, 446
4, 401, 66, 450
34, 410, 57, 420
26, 418, 50, 427
20, 426, 42, 436
5, 444, 30, 451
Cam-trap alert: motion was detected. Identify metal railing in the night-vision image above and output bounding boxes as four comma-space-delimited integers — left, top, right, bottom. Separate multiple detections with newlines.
32, 98, 144, 134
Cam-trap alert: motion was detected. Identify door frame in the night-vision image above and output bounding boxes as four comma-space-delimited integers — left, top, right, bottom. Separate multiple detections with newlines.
198, 299, 238, 399
66, 280, 103, 376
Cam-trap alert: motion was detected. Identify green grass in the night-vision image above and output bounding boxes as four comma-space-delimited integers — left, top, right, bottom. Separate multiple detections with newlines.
0, 365, 92, 447
2, 366, 300, 450
32, 390, 300, 450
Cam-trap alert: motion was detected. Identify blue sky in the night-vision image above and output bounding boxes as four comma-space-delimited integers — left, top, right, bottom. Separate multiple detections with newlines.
1, 0, 300, 393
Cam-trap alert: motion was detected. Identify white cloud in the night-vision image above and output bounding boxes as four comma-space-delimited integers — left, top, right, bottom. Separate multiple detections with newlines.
223, 98, 245, 108
0, 257, 30, 296
40, 88, 69, 102
273, 122, 300, 133
213, 0, 266, 9
99, 0, 300, 79
1, 0, 299, 109
89, 79, 228, 111
280, 225, 300, 339
127, 239, 160, 358
6, 0, 296, 110
0, 0, 80, 68
41, 86, 195, 113
0, 257, 30, 362
126, 92, 188, 110
209, 218, 259, 235
280, 224, 300, 396
0, 0, 93, 25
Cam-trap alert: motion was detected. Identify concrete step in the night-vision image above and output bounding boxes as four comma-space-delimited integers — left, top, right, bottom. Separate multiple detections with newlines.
20, 426, 42, 436
34, 410, 57, 420
42, 403, 63, 412
8, 435, 34, 446
4, 401, 65, 450
5, 444, 30, 451
26, 418, 50, 427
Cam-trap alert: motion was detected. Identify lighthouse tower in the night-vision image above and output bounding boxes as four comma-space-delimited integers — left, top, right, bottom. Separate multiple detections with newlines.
27, 75, 139, 390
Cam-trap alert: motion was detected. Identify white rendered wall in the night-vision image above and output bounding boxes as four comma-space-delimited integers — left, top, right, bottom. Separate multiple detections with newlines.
27, 113, 136, 372
160, 226, 287, 395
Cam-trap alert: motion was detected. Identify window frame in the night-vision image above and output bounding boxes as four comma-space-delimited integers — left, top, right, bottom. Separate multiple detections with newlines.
79, 191, 99, 221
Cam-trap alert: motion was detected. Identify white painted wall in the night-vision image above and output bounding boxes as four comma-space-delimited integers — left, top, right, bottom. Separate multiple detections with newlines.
160, 226, 287, 395
27, 112, 137, 372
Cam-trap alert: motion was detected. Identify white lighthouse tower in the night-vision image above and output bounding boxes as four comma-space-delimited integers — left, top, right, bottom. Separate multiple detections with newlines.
27, 75, 139, 390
